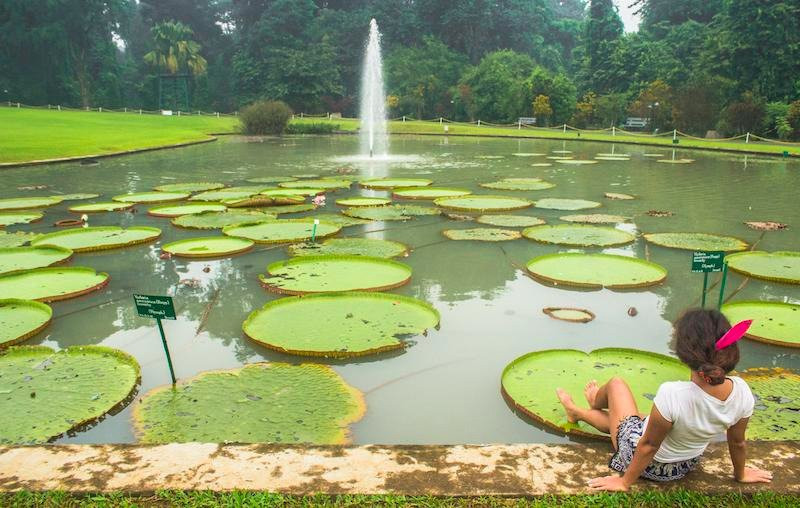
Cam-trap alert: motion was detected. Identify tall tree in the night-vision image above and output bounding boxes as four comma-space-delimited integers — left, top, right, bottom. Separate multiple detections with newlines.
579, 0, 623, 94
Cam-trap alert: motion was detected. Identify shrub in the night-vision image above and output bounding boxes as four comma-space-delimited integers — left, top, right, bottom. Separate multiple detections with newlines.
719, 92, 765, 135
239, 100, 292, 135
787, 100, 800, 140
285, 122, 340, 134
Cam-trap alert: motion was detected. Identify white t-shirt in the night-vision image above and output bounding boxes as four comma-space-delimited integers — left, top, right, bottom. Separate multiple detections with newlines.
643, 376, 755, 463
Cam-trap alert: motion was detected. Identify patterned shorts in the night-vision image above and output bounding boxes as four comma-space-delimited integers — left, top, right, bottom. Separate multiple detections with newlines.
609, 415, 700, 482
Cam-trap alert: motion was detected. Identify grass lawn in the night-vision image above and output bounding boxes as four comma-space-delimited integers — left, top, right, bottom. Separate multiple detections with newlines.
2, 491, 799, 507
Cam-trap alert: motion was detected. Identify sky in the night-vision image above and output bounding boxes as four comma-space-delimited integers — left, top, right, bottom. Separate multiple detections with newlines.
615, 0, 642, 32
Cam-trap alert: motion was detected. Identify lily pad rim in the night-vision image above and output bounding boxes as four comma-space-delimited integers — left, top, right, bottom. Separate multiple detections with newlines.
0, 266, 110, 302
31, 226, 162, 252
525, 252, 668, 289
521, 224, 636, 247
0, 299, 53, 347
392, 187, 473, 200
147, 202, 228, 218
721, 300, 800, 348
221, 219, 341, 244
161, 236, 255, 259
724, 251, 800, 285
433, 195, 533, 212
643, 232, 749, 252
0, 245, 75, 275
542, 307, 596, 323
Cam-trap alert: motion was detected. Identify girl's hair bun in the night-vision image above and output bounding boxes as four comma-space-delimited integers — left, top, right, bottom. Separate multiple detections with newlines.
699, 363, 726, 385
674, 309, 740, 381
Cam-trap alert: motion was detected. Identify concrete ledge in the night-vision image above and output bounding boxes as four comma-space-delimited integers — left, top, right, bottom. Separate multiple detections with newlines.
0, 442, 796, 495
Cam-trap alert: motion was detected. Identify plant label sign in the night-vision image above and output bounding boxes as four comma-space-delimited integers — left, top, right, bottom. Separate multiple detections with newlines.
134, 294, 176, 320
691, 251, 725, 273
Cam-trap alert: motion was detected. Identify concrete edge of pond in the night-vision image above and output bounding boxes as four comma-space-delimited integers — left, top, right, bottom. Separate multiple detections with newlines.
0, 137, 218, 169
0, 442, 797, 495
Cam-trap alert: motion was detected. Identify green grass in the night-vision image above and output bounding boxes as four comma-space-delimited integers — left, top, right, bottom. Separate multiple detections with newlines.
2, 491, 798, 507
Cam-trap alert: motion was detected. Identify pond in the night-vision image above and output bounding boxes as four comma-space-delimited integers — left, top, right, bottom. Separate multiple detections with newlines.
1, 134, 798, 445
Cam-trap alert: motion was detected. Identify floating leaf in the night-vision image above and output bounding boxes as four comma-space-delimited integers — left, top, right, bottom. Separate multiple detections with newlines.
745, 221, 788, 232
512, 153, 545, 157
435, 195, 532, 212
68, 202, 133, 213
162, 237, 254, 258
343, 204, 439, 221
0, 300, 52, 348
0, 232, 37, 248
246, 176, 298, 184
261, 188, 325, 197
0, 246, 73, 275
542, 307, 595, 323
556, 159, 599, 165
260, 255, 412, 294
480, 179, 556, 191
310, 214, 371, 228
547, 156, 573, 160
268, 204, 317, 214
0, 345, 139, 444
725, 251, 800, 284
0, 212, 43, 227
190, 189, 258, 202
133, 363, 364, 444
552, 150, 572, 154
559, 214, 629, 224
475, 155, 505, 159
595, 156, 630, 161
393, 187, 472, 199
657, 159, 694, 164
223, 195, 300, 208
721, 301, 800, 348
291, 173, 320, 179
604, 192, 635, 200
739, 368, 800, 440
644, 232, 748, 252
242, 292, 439, 358
288, 238, 408, 258
476, 215, 545, 227
32, 226, 161, 252
360, 178, 433, 189
531, 163, 552, 167
0, 267, 109, 302
335, 197, 391, 207
279, 179, 351, 190
0, 197, 62, 211
534, 198, 601, 211
153, 182, 225, 193
443, 228, 521, 241
595, 153, 630, 158
112, 192, 188, 203
171, 210, 276, 230
526, 253, 667, 289
148, 202, 227, 218
646, 210, 673, 217
522, 224, 635, 247
223, 219, 340, 244
52, 193, 100, 201
502, 348, 688, 438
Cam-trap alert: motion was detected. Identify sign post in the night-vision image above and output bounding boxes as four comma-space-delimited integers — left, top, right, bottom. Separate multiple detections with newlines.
311, 219, 319, 243
133, 294, 177, 384
691, 251, 725, 308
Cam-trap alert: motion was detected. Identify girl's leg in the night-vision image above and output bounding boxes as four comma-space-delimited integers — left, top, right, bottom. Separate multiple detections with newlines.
556, 389, 611, 434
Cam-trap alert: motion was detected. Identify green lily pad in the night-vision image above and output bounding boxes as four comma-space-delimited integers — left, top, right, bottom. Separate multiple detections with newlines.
52, 193, 100, 201
190, 189, 258, 202
0, 246, 73, 275
547, 156, 573, 160
68, 202, 133, 213
246, 176, 298, 184
360, 178, 433, 189
133, 363, 364, 444
261, 188, 324, 197
596, 153, 630, 157
657, 159, 694, 164
0, 212, 43, 227
260, 256, 412, 294
605, 192, 635, 200
552, 150, 572, 154
0, 300, 52, 348
269, 204, 317, 214
162, 236, 254, 258
512, 153, 545, 157
560, 214, 629, 224
223, 219, 340, 244
279, 179, 351, 190
721, 301, 800, 348
522, 224, 635, 247
476, 155, 505, 159
112, 191, 188, 203
292, 173, 320, 179
556, 160, 598, 165
0, 232, 37, 248
480, 179, 556, 191
335, 197, 391, 207
644, 232, 748, 252
542, 307, 595, 323
595, 156, 631, 161
222, 196, 294, 208
501, 348, 689, 438
0, 197, 63, 211
434, 195, 532, 212
724, 251, 800, 284
531, 163, 552, 167
343, 205, 439, 221
242, 292, 440, 358
31, 226, 161, 252
148, 202, 227, 218
171, 210, 276, 229
0, 267, 109, 302
310, 214, 372, 228
476, 215, 545, 227
0, 345, 139, 444
288, 238, 408, 258
526, 253, 667, 289
153, 182, 225, 193
443, 228, 522, 242
534, 198, 602, 211
392, 187, 472, 199
739, 368, 800, 440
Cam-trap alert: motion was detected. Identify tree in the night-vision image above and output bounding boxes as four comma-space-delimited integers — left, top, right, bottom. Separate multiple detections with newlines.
532, 95, 553, 125
631, 0, 722, 33
528, 67, 577, 124
144, 21, 208, 76
786, 100, 800, 139
571, 92, 597, 128
672, 75, 732, 135
720, 92, 766, 135
579, 0, 624, 94
459, 50, 535, 123
628, 80, 672, 131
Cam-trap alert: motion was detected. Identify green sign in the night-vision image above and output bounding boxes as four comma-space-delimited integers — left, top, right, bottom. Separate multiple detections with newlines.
692, 251, 725, 273
134, 294, 176, 320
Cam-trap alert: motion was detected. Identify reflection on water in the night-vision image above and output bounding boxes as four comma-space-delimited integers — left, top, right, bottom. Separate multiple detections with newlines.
1, 135, 797, 444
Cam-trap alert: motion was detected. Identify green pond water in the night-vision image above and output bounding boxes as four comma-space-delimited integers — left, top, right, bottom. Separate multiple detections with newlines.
1, 134, 798, 444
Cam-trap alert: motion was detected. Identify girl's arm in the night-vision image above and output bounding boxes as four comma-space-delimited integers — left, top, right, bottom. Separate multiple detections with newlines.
588, 406, 672, 491
727, 417, 772, 483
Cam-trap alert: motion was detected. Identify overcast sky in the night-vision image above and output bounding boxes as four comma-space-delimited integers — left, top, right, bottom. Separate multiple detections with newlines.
615, 0, 641, 32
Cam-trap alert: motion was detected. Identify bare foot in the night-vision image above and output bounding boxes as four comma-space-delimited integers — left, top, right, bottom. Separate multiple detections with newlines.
556, 388, 580, 423
585, 380, 599, 408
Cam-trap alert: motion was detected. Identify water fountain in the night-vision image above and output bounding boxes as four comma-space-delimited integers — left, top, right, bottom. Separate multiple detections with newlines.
359, 19, 388, 158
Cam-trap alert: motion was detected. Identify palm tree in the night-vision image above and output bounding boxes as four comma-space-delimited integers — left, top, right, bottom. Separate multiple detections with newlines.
144, 21, 207, 110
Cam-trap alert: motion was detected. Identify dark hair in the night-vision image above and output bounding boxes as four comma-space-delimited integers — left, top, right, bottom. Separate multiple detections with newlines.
674, 309, 739, 385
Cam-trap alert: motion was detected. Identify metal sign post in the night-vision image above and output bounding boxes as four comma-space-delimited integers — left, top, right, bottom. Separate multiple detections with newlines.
691, 251, 725, 308
134, 294, 177, 384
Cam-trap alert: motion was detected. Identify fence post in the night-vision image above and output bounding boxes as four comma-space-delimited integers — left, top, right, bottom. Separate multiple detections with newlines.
139, 109, 142, 115
439, 117, 443, 124
57, 105, 61, 111
612, 126, 616, 137
99, 107, 102, 113
518, 120, 521, 130
402, 116, 406, 122
216, 112, 219, 118
563, 124, 567, 134
48, 104, 51, 110
177, 110, 181, 116
300, 112, 304, 118
17, 102, 21, 108
478, 119, 481, 126
124, 107, 127, 113
745, 132, 750, 143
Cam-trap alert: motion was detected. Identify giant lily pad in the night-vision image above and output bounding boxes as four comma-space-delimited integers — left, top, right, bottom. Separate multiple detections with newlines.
279, 179, 351, 190
242, 292, 440, 357
0, 232, 37, 248
50, 193, 99, 201
0, 246, 73, 275
153, 182, 225, 193
534, 198, 602, 211
223, 219, 340, 244
360, 178, 433, 189
190, 189, 258, 202
68, 202, 133, 213
501, 348, 689, 438
247, 176, 298, 184
112, 191, 188, 203
542, 307, 595, 323
310, 214, 372, 228
261, 188, 324, 197
443, 228, 521, 242
335, 197, 391, 207
595, 156, 630, 161
172, 210, 276, 229
725, 251, 800, 285
0, 212, 43, 227
260, 256, 412, 294
526, 253, 667, 289
223, 195, 299, 208
522, 224, 635, 247
605, 192, 635, 200
0, 197, 62, 211
343, 205, 439, 221
560, 214, 629, 224
434, 195, 532, 212
0, 267, 109, 302
657, 159, 694, 164
269, 204, 317, 214
0, 300, 52, 348
556, 159, 598, 165
148, 202, 227, 218
739, 368, 800, 440
480, 178, 556, 191
133, 363, 364, 444
476, 215, 545, 228
31, 226, 161, 252
162, 237, 255, 258
288, 238, 408, 258
721, 301, 800, 348
393, 187, 471, 200
0, 345, 139, 443
644, 232, 748, 252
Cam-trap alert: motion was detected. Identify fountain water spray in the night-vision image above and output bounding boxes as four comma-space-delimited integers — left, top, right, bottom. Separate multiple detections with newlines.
359, 19, 388, 158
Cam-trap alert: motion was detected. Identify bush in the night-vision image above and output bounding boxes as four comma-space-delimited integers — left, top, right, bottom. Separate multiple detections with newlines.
239, 100, 292, 135
285, 122, 340, 134
719, 92, 765, 135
